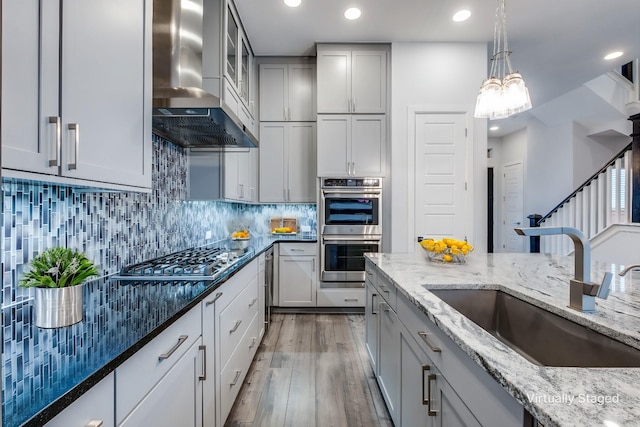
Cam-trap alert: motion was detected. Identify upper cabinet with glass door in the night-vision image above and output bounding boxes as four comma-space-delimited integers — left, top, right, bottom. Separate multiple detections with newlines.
203, 0, 256, 133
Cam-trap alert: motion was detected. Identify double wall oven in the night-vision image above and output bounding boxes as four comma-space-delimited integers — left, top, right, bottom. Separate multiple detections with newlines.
320, 178, 382, 287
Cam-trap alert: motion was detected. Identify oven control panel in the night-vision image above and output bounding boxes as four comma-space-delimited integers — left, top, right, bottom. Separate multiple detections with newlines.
321, 178, 382, 188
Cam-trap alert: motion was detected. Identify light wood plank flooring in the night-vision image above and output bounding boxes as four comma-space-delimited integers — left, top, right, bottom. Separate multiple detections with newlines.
225, 313, 393, 427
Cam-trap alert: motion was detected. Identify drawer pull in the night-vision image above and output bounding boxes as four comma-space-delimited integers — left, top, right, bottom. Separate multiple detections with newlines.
249, 297, 258, 307
199, 345, 207, 381
249, 337, 257, 349
158, 335, 188, 361
421, 364, 430, 406
344, 298, 358, 302
418, 331, 441, 353
86, 421, 103, 427
230, 320, 242, 333
290, 248, 304, 252
427, 373, 438, 416
230, 369, 243, 386
205, 292, 223, 306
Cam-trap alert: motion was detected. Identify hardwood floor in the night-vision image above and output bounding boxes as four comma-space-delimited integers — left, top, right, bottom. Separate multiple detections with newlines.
225, 313, 393, 427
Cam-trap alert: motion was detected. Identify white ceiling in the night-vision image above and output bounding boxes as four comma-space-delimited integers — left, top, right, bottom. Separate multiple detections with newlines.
234, 0, 640, 136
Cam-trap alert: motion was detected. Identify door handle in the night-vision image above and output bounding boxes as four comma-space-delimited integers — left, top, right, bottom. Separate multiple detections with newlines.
418, 331, 441, 353
422, 364, 430, 406
427, 373, 437, 416
48, 116, 61, 167
205, 292, 223, 306
68, 123, 79, 170
199, 345, 207, 381
371, 293, 378, 315
230, 320, 242, 333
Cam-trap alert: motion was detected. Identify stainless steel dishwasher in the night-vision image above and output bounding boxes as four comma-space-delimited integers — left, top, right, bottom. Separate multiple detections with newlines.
264, 246, 274, 329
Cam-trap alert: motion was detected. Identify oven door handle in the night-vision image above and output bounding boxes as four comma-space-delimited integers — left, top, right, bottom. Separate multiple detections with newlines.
322, 237, 381, 244
321, 190, 381, 196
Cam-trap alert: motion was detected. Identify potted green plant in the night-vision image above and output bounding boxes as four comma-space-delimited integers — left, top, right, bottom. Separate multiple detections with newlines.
19, 247, 99, 328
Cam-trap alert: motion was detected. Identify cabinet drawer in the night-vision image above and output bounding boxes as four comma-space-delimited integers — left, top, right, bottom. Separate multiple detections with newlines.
115, 305, 201, 424
219, 275, 259, 370
377, 272, 396, 310
279, 242, 317, 256
316, 288, 365, 307
220, 311, 260, 424
208, 258, 258, 312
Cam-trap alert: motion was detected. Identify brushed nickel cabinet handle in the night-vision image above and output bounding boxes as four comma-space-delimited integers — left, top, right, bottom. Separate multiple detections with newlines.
68, 123, 79, 170
371, 293, 378, 315
230, 320, 242, 333
352, 98, 357, 112
418, 331, 441, 353
85, 421, 103, 427
48, 116, 61, 167
158, 335, 188, 361
344, 298, 358, 302
230, 369, 242, 386
422, 364, 431, 406
199, 345, 207, 381
249, 337, 257, 349
249, 297, 257, 307
205, 292, 223, 306
427, 373, 437, 416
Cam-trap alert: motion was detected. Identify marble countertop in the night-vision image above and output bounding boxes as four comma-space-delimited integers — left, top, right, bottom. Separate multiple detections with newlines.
2, 236, 317, 427
365, 251, 640, 427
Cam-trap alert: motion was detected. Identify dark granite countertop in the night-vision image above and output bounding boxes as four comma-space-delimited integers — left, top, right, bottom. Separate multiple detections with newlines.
2, 236, 317, 427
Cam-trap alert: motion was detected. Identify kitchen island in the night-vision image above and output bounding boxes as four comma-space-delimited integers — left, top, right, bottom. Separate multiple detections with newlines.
365, 251, 640, 427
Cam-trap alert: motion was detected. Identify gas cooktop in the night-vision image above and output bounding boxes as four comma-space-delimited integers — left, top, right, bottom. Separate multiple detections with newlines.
117, 246, 254, 281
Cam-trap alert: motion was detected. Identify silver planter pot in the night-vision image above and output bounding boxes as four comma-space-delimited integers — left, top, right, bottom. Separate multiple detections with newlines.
34, 285, 84, 328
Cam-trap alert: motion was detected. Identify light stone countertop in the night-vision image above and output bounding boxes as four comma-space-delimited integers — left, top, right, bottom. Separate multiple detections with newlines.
365, 251, 640, 427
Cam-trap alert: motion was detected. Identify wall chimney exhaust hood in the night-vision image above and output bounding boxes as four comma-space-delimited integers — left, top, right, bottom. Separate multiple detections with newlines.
152, 0, 258, 148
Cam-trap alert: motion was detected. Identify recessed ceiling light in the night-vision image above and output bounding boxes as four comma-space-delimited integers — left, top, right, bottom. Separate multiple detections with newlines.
489, 126, 500, 131
344, 7, 361, 20
284, 0, 301, 7
604, 51, 623, 60
453, 9, 471, 22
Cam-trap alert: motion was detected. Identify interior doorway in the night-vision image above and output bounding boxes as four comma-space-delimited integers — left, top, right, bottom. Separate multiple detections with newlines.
502, 161, 525, 252
487, 167, 494, 253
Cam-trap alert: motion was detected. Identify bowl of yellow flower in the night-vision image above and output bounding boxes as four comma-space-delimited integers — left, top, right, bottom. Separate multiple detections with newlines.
419, 237, 473, 264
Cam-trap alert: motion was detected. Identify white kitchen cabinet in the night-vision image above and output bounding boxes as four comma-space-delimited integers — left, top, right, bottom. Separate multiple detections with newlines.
258, 253, 266, 340
259, 63, 316, 121
224, 149, 255, 202
316, 45, 387, 114
378, 300, 400, 424
259, 122, 317, 203
317, 115, 386, 177
202, 257, 261, 427
399, 324, 481, 427
118, 339, 204, 427
364, 266, 379, 374
44, 373, 115, 427
278, 243, 318, 307
1, 0, 152, 191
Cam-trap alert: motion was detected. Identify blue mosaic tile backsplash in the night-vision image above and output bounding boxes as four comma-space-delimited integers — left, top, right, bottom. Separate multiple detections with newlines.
1, 135, 317, 425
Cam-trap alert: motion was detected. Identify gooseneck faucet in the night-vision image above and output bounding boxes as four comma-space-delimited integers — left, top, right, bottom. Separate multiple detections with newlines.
514, 227, 612, 313
619, 264, 640, 277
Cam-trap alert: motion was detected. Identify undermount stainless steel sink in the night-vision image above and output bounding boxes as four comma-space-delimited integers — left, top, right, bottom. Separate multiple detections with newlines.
429, 289, 640, 367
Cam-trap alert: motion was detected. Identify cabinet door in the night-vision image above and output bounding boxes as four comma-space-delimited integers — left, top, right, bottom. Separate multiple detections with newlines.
119, 340, 204, 427
225, 5, 239, 88
351, 115, 386, 177
317, 115, 350, 176
288, 64, 316, 121
365, 279, 379, 374
45, 372, 115, 427
278, 256, 317, 306
434, 374, 482, 427
259, 123, 287, 202
400, 328, 434, 427
351, 50, 387, 113
378, 301, 399, 424
60, 0, 151, 188
259, 64, 288, 121
202, 291, 223, 427
317, 50, 351, 113
224, 149, 251, 201
1, 0, 58, 175
287, 123, 317, 202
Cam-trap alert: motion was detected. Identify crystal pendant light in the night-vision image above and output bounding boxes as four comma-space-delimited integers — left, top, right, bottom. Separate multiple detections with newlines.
474, 0, 532, 119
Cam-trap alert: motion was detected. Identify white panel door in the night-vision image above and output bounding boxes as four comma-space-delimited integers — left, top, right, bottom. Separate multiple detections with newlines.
414, 113, 468, 240
503, 162, 526, 252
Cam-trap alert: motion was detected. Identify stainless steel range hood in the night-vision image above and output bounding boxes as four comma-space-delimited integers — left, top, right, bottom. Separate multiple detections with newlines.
152, 0, 258, 148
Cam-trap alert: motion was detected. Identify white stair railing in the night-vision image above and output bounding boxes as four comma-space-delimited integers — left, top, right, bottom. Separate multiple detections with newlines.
538, 144, 633, 255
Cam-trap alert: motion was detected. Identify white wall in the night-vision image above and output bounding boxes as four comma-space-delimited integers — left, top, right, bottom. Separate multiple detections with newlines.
390, 42, 487, 253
